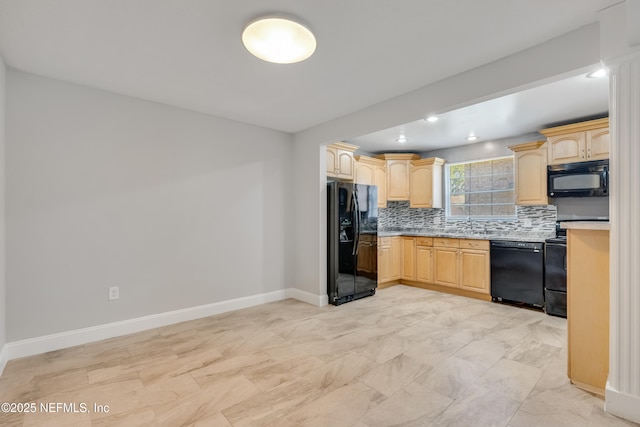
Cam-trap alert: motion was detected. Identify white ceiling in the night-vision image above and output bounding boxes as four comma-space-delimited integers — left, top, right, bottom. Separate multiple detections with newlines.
349, 73, 610, 153
0, 0, 620, 136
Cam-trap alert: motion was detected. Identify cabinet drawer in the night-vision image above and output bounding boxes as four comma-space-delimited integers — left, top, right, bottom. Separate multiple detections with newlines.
416, 237, 433, 247
379, 237, 392, 247
460, 239, 489, 250
433, 238, 459, 248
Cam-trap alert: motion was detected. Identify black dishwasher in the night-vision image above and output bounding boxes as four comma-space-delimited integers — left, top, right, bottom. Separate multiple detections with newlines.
490, 241, 544, 308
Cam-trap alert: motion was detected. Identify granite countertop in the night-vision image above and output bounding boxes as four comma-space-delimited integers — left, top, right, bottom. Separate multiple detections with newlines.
378, 228, 554, 243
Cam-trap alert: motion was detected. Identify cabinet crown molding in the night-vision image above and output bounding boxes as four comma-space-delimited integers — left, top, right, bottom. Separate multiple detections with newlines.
508, 140, 546, 152
539, 118, 609, 137
412, 157, 445, 166
354, 155, 386, 166
328, 142, 359, 152
376, 153, 421, 160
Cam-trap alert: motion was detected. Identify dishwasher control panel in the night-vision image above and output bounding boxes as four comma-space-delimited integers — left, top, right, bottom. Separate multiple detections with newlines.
490, 241, 543, 251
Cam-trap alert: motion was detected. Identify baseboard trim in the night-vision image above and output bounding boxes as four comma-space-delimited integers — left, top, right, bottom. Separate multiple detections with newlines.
4, 287, 325, 362
285, 287, 328, 307
0, 344, 8, 377
605, 382, 640, 423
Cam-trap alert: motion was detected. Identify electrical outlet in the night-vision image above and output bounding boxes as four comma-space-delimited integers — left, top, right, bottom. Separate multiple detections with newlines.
523, 219, 533, 227
433, 217, 441, 225
108, 286, 120, 300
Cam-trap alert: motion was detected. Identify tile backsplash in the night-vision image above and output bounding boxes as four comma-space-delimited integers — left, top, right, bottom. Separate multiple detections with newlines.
378, 201, 556, 235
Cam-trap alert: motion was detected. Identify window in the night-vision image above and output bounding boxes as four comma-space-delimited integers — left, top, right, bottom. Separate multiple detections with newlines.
446, 156, 515, 219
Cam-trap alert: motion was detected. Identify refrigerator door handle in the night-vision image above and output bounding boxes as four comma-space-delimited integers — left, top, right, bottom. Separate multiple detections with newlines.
352, 189, 360, 256
351, 192, 357, 256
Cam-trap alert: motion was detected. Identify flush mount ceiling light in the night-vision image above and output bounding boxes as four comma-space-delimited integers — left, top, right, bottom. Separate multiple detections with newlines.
586, 68, 607, 79
466, 134, 478, 141
396, 135, 409, 143
242, 16, 316, 64
426, 116, 439, 123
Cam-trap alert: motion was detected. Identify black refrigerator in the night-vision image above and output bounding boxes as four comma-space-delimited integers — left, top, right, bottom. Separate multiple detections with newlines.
327, 181, 378, 305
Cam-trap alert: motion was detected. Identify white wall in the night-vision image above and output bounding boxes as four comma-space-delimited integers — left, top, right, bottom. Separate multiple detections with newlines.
0, 57, 6, 355
6, 70, 293, 341
292, 141, 327, 299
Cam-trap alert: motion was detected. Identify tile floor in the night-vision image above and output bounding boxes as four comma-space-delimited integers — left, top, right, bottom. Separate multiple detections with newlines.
0, 285, 637, 426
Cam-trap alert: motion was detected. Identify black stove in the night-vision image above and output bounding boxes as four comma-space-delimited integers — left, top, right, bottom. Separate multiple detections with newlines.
544, 228, 567, 318
544, 219, 608, 318
546, 221, 567, 243
545, 236, 567, 244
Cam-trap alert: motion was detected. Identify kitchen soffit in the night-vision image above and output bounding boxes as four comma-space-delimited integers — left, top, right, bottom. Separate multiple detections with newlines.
348, 72, 610, 153
0, 0, 619, 134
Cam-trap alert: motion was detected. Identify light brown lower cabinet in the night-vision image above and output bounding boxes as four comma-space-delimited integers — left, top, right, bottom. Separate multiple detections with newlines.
567, 228, 609, 396
433, 238, 461, 288
390, 237, 402, 280
459, 240, 490, 293
356, 234, 376, 275
378, 236, 402, 284
402, 237, 416, 281
415, 237, 433, 283
382, 236, 490, 298
378, 238, 392, 284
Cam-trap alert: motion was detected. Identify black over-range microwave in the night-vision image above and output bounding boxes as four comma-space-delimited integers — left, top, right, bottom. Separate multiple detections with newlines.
547, 159, 609, 197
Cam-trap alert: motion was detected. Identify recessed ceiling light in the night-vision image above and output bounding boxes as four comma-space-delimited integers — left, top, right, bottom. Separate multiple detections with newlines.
466, 135, 478, 141
396, 135, 408, 143
426, 116, 439, 123
242, 16, 316, 64
586, 68, 607, 79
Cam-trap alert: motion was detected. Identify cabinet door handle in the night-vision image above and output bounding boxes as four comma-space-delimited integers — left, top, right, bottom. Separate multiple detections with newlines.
587, 148, 591, 158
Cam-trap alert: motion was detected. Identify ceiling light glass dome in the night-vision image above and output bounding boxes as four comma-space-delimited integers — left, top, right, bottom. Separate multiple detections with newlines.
242, 17, 316, 64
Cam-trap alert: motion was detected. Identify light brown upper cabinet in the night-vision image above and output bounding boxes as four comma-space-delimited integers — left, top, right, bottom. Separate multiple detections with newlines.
540, 118, 609, 165
326, 142, 358, 180
508, 140, 548, 206
376, 154, 421, 201
410, 157, 445, 208
354, 155, 387, 208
